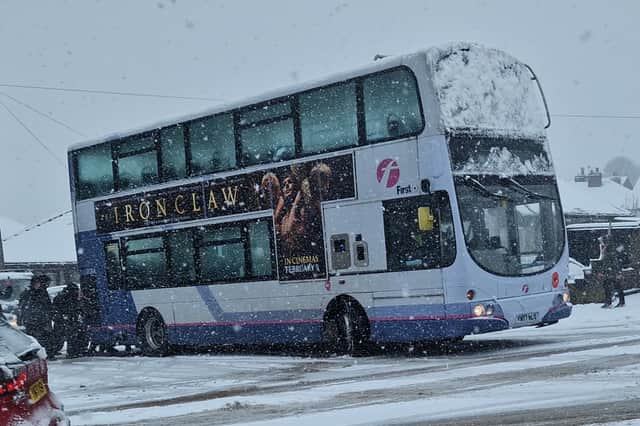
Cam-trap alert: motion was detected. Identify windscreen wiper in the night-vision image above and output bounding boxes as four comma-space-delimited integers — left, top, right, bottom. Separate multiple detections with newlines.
500, 177, 556, 201
463, 176, 511, 201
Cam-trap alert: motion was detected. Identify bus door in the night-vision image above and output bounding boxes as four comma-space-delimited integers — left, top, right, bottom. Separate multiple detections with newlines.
323, 194, 453, 298
323, 202, 387, 279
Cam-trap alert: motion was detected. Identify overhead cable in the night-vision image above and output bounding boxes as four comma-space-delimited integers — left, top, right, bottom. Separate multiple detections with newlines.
1, 210, 72, 242
0, 91, 87, 138
0, 83, 224, 102
0, 98, 65, 167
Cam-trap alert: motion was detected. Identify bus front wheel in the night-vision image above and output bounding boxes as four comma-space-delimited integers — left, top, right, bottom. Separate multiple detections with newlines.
138, 311, 170, 357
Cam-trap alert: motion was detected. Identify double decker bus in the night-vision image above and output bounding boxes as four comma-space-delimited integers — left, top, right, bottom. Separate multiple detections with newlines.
68, 42, 571, 356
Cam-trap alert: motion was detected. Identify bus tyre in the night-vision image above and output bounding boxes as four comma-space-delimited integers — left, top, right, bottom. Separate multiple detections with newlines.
138, 311, 170, 357
331, 299, 370, 356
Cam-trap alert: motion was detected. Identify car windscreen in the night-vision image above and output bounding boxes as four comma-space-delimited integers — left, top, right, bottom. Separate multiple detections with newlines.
0, 278, 31, 303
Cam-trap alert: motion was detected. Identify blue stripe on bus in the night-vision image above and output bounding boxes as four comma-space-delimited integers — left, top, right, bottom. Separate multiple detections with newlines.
167, 321, 324, 346
88, 316, 509, 346
369, 317, 508, 342
540, 303, 572, 323
195, 285, 225, 318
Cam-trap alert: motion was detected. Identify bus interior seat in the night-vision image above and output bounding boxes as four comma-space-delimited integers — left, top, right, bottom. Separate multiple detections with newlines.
488, 236, 503, 250
272, 146, 294, 162
308, 129, 343, 151
162, 166, 178, 180
387, 113, 403, 137
141, 167, 157, 184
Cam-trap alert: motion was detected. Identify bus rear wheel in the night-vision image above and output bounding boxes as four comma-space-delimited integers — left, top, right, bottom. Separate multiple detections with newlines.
328, 299, 370, 356
138, 311, 170, 357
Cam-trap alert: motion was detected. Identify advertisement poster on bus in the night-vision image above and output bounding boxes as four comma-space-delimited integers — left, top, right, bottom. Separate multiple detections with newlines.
248, 155, 355, 281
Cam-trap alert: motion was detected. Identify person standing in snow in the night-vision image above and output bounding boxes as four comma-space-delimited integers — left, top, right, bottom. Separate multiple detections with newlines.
18, 274, 57, 356
52, 283, 88, 358
598, 235, 626, 308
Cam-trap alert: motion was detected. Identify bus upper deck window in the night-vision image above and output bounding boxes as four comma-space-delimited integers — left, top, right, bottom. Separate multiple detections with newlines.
363, 68, 424, 143
116, 135, 159, 191
160, 125, 187, 180
188, 113, 236, 175
299, 82, 358, 154
75, 143, 114, 199
239, 101, 295, 166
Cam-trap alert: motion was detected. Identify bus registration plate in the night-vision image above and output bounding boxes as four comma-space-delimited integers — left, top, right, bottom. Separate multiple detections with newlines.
516, 312, 538, 323
29, 379, 47, 403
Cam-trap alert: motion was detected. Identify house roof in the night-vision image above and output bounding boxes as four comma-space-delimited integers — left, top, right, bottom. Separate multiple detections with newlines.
558, 178, 634, 217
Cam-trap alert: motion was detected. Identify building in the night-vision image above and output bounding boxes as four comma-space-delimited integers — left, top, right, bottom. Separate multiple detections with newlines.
562, 168, 640, 303
610, 175, 634, 190
558, 177, 634, 225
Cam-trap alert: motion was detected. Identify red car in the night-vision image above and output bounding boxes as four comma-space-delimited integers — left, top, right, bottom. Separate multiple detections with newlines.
0, 315, 69, 426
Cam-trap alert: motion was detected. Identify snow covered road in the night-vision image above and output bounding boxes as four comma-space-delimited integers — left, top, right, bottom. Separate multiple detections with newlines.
48, 294, 640, 425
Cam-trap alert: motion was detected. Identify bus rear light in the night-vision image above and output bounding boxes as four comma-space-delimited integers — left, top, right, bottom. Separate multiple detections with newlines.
562, 292, 571, 303
0, 372, 27, 395
551, 272, 559, 288
466, 290, 475, 300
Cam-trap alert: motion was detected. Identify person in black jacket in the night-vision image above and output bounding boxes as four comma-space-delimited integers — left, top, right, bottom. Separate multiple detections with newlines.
599, 235, 626, 308
18, 274, 56, 356
52, 283, 88, 358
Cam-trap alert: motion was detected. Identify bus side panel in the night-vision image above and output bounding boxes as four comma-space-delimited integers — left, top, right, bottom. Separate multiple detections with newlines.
148, 281, 328, 346
354, 141, 420, 201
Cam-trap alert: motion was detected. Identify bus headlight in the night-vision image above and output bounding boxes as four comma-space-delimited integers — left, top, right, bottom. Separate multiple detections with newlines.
472, 304, 486, 317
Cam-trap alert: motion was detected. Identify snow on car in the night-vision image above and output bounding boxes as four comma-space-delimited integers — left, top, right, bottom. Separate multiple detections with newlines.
0, 314, 69, 425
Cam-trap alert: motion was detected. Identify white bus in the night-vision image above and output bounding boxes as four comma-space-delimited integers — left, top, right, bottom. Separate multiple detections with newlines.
68, 42, 571, 356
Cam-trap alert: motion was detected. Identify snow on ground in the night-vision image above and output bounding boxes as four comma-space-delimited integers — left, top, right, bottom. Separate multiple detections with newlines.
48, 295, 640, 425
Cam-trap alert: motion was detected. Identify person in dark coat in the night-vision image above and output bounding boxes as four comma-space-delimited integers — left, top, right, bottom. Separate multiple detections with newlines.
52, 284, 88, 358
18, 274, 56, 356
599, 235, 626, 308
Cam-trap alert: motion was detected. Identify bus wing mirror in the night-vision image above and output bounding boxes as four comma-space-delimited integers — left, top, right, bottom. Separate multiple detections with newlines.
418, 207, 434, 231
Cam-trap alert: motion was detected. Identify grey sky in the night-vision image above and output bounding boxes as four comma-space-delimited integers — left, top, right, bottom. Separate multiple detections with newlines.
1, 0, 639, 224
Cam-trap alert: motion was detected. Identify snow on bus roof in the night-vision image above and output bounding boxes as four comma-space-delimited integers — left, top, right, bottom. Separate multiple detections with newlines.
427, 42, 547, 138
